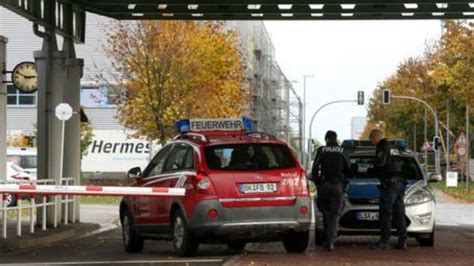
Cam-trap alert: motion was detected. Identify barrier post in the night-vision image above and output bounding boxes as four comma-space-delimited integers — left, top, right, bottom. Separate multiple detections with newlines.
30, 197, 36, 234
2, 194, 6, 238
53, 195, 58, 228
16, 194, 22, 236
64, 194, 68, 225
42, 196, 47, 231
72, 195, 76, 223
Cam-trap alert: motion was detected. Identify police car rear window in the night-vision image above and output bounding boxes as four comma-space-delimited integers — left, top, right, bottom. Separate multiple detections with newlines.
205, 144, 296, 171
349, 156, 423, 180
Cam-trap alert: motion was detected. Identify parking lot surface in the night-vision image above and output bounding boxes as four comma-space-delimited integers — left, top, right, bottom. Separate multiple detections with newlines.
235, 225, 474, 265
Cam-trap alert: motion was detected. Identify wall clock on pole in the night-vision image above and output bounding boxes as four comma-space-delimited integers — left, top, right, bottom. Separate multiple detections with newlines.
11, 61, 38, 93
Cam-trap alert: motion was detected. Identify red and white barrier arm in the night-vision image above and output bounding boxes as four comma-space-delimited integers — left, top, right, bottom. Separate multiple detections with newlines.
0, 184, 185, 197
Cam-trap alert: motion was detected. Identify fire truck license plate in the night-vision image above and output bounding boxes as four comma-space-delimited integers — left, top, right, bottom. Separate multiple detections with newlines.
240, 183, 277, 193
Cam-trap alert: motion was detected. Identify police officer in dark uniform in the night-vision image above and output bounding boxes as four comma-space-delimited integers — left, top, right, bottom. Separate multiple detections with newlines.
312, 130, 351, 252
369, 129, 407, 251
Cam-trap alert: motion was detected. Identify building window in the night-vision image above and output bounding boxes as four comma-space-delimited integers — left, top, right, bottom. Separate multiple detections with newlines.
80, 85, 117, 107
7, 85, 37, 106
81, 86, 106, 107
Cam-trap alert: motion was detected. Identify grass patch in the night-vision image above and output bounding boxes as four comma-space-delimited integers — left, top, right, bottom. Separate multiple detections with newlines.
80, 196, 122, 205
1, 200, 35, 219
430, 180, 474, 202
6, 208, 33, 219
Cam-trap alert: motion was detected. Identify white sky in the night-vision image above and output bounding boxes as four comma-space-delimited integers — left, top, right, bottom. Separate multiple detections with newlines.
264, 20, 443, 143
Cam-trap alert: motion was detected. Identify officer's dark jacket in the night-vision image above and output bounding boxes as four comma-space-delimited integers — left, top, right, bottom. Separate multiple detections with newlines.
311, 142, 351, 185
375, 139, 403, 180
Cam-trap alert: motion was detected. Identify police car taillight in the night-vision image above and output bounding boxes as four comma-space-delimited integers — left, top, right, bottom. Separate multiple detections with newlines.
195, 171, 216, 195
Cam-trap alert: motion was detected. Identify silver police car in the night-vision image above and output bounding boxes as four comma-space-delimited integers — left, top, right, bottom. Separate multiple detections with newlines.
314, 140, 439, 247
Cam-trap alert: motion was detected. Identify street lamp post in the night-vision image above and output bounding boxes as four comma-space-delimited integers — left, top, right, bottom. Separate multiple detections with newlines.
424, 108, 428, 170
298, 99, 304, 163
302, 74, 314, 166
446, 99, 450, 173
392, 95, 441, 174
288, 80, 298, 145
306, 100, 357, 168
466, 105, 470, 190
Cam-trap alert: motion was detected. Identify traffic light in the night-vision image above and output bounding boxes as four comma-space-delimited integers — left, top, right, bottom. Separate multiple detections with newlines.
357, 91, 364, 105
433, 136, 440, 151
382, 89, 391, 104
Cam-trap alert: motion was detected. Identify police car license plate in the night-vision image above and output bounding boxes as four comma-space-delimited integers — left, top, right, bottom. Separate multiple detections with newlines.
240, 183, 277, 193
357, 212, 379, 221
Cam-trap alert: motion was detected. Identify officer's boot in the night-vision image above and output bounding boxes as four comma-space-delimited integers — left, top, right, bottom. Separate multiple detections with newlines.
397, 237, 407, 251
324, 241, 335, 252
327, 242, 335, 252
370, 240, 391, 250
397, 241, 407, 251
325, 234, 336, 252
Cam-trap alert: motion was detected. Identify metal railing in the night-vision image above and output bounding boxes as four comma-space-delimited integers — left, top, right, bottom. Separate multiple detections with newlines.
0, 178, 76, 239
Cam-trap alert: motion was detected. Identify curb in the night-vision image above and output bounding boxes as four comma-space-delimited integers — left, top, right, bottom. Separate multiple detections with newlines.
0, 223, 100, 254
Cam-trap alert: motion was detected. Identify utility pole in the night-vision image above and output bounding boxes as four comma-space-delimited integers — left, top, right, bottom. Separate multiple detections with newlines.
446, 99, 450, 173
285, 80, 291, 143
298, 100, 304, 163
413, 123, 417, 151
467, 105, 470, 191
424, 108, 428, 170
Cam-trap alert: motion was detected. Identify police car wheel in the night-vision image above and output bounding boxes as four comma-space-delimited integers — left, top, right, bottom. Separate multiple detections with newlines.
416, 231, 435, 247
121, 211, 144, 253
172, 209, 199, 257
227, 241, 246, 251
314, 230, 325, 246
283, 230, 309, 253
5, 194, 17, 207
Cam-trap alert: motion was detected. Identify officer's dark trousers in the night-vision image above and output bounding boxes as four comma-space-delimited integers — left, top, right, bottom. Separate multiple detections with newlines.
379, 182, 407, 244
317, 182, 344, 245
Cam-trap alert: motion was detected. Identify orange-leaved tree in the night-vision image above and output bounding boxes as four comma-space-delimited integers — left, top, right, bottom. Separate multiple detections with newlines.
363, 21, 473, 151
105, 21, 248, 144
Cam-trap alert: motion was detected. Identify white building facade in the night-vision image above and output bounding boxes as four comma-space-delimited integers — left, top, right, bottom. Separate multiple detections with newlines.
1, 8, 297, 178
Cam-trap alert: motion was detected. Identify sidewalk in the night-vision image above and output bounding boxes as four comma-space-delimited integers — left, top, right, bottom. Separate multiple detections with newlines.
0, 203, 118, 254
434, 189, 474, 227
0, 222, 99, 253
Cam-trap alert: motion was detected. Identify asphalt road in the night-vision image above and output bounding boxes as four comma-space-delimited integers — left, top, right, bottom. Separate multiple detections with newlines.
0, 223, 472, 265
0, 226, 234, 265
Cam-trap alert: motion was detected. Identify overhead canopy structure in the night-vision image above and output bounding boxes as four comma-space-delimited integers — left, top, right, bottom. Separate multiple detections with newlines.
78, 0, 474, 21
1, 1, 474, 43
